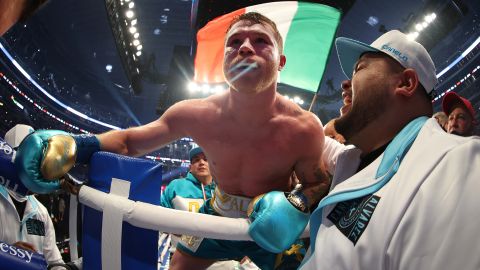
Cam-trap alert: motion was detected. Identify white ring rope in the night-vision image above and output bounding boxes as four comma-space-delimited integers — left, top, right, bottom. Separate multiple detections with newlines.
78, 186, 310, 241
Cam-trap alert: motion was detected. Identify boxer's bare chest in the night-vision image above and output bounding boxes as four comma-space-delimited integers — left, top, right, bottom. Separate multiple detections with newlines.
191, 114, 304, 197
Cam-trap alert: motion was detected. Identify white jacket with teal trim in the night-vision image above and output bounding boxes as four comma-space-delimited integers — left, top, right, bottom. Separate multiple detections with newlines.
301, 118, 480, 270
0, 186, 63, 265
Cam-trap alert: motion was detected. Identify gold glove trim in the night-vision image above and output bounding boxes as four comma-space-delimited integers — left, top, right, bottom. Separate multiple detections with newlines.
40, 135, 77, 180
246, 193, 265, 218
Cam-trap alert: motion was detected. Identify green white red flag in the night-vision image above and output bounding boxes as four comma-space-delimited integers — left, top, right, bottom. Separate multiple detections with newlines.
194, 1, 341, 93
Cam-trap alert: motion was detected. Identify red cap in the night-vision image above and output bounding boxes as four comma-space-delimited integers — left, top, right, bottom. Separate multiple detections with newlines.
442, 92, 476, 119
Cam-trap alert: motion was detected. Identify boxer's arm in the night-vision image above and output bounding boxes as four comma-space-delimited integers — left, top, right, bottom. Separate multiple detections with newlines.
293, 114, 331, 207
15, 100, 199, 194
97, 99, 196, 157
247, 114, 328, 252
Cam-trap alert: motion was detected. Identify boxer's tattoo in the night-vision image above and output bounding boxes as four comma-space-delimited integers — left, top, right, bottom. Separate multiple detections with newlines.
301, 167, 330, 206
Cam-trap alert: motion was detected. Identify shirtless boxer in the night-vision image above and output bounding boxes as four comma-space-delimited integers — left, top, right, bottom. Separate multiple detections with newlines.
15, 12, 330, 270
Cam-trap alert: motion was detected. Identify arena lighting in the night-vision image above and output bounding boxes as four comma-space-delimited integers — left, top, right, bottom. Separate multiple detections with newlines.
187, 81, 196, 92
1, 74, 86, 133
406, 12, 436, 41
433, 65, 480, 102
11, 96, 24, 110
284, 95, 305, 106
187, 81, 227, 95
6, 68, 208, 140
136, 51, 142, 56
105, 0, 143, 94
0, 42, 121, 130
407, 32, 419, 40
437, 36, 480, 78
145, 156, 190, 164
1, 73, 89, 133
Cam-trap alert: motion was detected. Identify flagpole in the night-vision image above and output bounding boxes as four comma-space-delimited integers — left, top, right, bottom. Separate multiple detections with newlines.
308, 94, 318, 112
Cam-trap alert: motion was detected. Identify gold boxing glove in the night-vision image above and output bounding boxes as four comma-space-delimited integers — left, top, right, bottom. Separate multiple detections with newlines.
40, 135, 77, 180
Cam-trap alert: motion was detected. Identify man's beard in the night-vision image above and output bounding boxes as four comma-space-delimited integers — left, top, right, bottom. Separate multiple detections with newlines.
334, 87, 388, 141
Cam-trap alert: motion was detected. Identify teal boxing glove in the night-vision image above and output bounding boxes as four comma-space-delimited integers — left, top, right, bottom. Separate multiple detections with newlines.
247, 184, 309, 253
15, 130, 100, 194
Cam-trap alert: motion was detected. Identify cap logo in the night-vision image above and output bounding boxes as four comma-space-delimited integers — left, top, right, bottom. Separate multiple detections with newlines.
381, 44, 408, 62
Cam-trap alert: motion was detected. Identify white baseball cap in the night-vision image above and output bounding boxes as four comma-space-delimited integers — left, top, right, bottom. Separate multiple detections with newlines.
336, 30, 438, 94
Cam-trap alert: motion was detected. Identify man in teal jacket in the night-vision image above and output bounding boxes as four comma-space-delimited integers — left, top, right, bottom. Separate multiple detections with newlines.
159, 148, 249, 269
160, 147, 215, 212
159, 147, 215, 257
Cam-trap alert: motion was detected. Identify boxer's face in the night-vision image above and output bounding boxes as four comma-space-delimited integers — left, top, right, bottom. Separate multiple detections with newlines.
223, 20, 285, 94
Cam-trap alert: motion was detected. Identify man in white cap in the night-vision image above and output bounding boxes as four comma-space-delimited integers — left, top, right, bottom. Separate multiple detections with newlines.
0, 124, 64, 267
300, 30, 480, 269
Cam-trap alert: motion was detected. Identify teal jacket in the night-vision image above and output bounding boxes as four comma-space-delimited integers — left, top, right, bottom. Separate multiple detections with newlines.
160, 172, 215, 212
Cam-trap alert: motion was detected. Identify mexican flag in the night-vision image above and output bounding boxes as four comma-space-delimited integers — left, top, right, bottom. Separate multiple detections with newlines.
194, 1, 341, 93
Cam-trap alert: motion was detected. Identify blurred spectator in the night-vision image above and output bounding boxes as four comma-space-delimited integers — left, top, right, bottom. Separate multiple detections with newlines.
442, 92, 477, 136
324, 119, 346, 144
0, 124, 64, 267
58, 196, 65, 221
433, 111, 448, 130
0, 186, 65, 267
